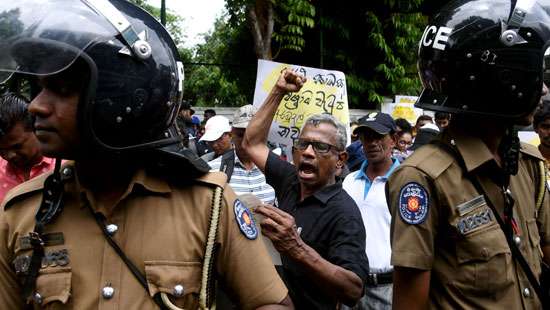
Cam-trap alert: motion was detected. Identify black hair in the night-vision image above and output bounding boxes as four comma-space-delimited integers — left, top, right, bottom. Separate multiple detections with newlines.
0, 92, 32, 138
204, 109, 216, 116
434, 112, 451, 120
416, 115, 434, 125
395, 118, 412, 132
534, 100, 550, 129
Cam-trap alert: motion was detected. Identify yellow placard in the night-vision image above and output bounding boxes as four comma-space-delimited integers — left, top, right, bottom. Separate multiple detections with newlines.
261, 65, 349, 130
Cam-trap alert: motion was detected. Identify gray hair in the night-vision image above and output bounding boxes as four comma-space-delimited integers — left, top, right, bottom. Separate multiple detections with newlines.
301, 114, 347, 150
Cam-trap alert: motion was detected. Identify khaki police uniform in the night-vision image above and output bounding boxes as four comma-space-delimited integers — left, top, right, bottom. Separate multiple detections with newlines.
0, 162, 287, 309
388, 128, 550, 309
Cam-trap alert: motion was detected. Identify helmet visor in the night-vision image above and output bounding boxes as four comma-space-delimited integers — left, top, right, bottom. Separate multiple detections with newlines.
0, 0, 118, 83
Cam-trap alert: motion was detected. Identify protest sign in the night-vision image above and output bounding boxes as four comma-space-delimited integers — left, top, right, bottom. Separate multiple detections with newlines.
253, 60, 350, 162
381, 95, 433, 125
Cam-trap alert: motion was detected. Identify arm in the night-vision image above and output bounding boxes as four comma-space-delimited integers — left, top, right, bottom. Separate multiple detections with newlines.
0, 214, 23, 308
256, 205, 363, 306
242, 70, 306, 172
393, 266, 431, 310
256, 294, 294, 310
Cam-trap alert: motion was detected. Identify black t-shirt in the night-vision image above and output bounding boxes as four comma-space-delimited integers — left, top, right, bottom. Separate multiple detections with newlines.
265, 152, 369, 309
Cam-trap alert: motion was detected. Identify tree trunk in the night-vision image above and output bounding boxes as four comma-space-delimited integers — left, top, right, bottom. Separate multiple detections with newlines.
248, 0, 274, 60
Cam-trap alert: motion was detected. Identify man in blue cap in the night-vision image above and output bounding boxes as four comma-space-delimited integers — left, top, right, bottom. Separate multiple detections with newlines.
342, 112, 400, 310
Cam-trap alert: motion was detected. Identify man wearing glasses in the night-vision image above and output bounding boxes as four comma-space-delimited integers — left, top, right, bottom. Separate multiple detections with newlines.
342, 112, 400, 310
243, 70, 369, 309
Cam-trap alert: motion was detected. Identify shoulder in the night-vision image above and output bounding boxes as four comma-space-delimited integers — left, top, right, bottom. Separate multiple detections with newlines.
2, 170, 50, 210
331, 188, 361, 216
519, 142, 545, 161
343, 170, 360, 186
397, 143, 455, 179
194, 171, 229, 189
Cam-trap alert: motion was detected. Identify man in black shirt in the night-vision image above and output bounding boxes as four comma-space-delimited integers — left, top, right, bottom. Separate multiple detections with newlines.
243, 69, 369, 309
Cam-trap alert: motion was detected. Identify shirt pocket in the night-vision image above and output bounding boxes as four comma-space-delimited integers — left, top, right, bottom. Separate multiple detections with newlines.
454, 224, 514, 295
526, 218, 543, 276
144, 261, 202, 309
31, 267, 72, 309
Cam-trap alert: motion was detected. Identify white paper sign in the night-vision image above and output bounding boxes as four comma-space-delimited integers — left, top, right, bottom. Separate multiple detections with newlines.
253, 60, 350, 162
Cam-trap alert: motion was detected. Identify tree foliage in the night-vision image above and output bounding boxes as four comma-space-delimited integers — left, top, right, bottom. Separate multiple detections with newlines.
183, 17, 256, 107
127, 0, 185, 46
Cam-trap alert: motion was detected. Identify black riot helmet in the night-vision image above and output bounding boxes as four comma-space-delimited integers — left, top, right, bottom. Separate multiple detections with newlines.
416, 0, 550, 120
0, 0, 184, 154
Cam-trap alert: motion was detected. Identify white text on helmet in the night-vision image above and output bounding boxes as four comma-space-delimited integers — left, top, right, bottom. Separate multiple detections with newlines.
421, 25, 453, 51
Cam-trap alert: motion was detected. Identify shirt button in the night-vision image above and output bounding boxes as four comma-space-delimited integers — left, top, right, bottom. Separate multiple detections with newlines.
173, 284, 185, 297
102, 286, 115, 299
523, 287, 531, 298
514, 236, 521, 246
106, 224, 118, 236
33, 292, 43, 304
61, 167, 73, 179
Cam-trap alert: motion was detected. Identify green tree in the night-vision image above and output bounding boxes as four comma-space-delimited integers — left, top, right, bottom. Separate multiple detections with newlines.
183, 17, 255, 107
275, 1, 428, 109
127, 0, 185, 46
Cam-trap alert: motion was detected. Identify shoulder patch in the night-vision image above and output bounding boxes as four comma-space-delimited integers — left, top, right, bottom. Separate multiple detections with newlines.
234, 199, 258, 240
398, 182, 429, 225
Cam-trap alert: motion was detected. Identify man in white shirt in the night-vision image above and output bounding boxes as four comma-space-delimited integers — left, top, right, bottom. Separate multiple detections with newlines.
342, 112, 400, 310
208, 105, 276, 205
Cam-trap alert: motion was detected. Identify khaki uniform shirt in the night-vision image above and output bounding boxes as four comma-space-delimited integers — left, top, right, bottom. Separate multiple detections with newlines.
389, 129, 550, 309
0, 162, 287, 309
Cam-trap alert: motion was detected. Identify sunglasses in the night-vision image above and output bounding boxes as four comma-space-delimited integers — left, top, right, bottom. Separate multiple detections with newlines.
293, 139, 339, 154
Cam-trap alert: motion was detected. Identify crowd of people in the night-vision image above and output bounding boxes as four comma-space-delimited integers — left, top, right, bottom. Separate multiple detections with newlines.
0, 0, 549, 309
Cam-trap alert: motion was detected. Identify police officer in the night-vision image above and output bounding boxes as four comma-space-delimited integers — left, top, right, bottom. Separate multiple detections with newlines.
0, 1, 292, 309
388, 0, 550, 309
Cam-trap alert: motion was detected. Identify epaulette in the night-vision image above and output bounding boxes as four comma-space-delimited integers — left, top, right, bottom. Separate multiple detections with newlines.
2, 170, 50, 210
519, 142, 545, 161
194, 171, 229, 189
401, 144, 454, 179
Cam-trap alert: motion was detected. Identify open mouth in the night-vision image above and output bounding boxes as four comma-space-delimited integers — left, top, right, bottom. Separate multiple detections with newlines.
298, 162, 317, 179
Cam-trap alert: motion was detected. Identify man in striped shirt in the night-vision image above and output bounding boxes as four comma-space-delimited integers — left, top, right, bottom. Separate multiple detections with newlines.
208, 105, 276, 205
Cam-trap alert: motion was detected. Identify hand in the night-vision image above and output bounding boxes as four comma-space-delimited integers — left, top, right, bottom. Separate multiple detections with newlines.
255, 205, 306, 259
274, 69, 306, 94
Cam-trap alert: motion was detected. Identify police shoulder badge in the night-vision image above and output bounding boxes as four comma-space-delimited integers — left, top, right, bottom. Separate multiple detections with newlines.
234, 199, 258, 240
398, 182, 429, 225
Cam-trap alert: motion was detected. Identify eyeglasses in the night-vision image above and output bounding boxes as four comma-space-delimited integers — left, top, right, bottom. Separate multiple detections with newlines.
293, 139, 339, 154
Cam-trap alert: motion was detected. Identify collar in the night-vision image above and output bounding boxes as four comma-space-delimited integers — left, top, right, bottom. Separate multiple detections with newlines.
311, 182, 342, 205
445, 128, 494, 172
355, 157, 400, 181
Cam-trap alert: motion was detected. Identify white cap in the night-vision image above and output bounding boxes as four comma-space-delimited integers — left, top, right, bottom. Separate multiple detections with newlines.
420, 122, 440, 132
199, 115, 232, 142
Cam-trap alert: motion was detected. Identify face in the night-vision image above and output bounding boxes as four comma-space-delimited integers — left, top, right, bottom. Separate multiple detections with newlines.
359, 128, 395, 164
0, 122, 42, 168
204, 112, 215, 122
28, 76, 80, 158
208, 132, 232, 156
396, 132, 413, 152
180, 108, 192, 121
518, 83, 549, 126
536, 118, 550, 148
231, 127, 249, 161
435, 118, 449, 129
293, 123, 346, 190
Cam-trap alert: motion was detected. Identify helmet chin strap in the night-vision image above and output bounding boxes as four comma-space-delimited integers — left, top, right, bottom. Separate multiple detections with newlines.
501, 0, 535, 46
498, 126, 521, 176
